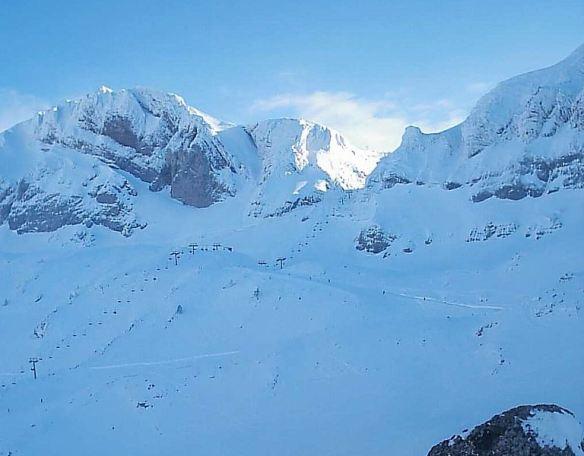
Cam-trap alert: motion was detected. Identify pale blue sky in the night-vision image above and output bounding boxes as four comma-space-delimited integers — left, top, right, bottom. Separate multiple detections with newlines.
1, 0, 583, 149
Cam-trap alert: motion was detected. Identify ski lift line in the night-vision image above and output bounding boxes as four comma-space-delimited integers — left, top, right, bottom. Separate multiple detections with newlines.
88, 350, 240, 370
175, 244, 233, 254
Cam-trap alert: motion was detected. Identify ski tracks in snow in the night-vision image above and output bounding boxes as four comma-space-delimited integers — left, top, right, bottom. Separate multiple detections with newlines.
88, 350, 240, 370
385, 290, 505, 311
266, 267, 505, 311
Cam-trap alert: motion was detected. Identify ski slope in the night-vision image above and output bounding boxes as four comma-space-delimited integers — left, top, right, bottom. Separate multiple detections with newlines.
1, 45, 584, 455
0, 177, 582, 455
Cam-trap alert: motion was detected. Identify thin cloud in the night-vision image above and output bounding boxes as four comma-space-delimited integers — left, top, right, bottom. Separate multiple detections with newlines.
0, 89, 48, 132
252, 91, 467, 152
466, 81, 493, 95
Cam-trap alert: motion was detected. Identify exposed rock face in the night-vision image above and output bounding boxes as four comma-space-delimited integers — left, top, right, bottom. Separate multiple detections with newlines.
157, 129, 236, 207
0, 113, 144, 236
466, 222, 518, 242
264, 195, 322, 218
0, 174, 141, 236
167, 146, 231, 207
428, 404, 584, 456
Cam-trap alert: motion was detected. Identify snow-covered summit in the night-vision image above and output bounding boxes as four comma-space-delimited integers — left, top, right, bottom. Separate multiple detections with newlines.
249, 118, 380, 190
31, 85, 242, 185
97, 85, 113, 94
0, 87, 250, 235
246, 118, 381, 216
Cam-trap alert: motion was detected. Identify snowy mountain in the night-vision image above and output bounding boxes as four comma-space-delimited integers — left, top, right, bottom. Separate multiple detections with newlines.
247, 118, 380, 216
0, 45, 583, 456
0, 88, 379, 233
369, 44, 584, 202
0, 87, 248, 235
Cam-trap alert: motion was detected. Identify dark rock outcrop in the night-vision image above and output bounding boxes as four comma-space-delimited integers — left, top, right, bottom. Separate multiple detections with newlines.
355, 225, 396, 254
265, 195, 322, 218
428, 404, 584, 456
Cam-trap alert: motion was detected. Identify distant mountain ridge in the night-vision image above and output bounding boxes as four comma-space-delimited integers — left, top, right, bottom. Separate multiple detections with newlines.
1, 43, 583, 235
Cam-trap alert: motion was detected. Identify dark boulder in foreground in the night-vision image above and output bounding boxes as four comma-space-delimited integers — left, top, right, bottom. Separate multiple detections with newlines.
428, 404, 584, 456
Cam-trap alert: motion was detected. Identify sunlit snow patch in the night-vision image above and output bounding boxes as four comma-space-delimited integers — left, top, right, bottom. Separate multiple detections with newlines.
292, 180, 308, 195
314, 179, 328, 192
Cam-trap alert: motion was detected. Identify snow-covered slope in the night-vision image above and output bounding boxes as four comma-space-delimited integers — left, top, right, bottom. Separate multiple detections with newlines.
0, 45, 583, 456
